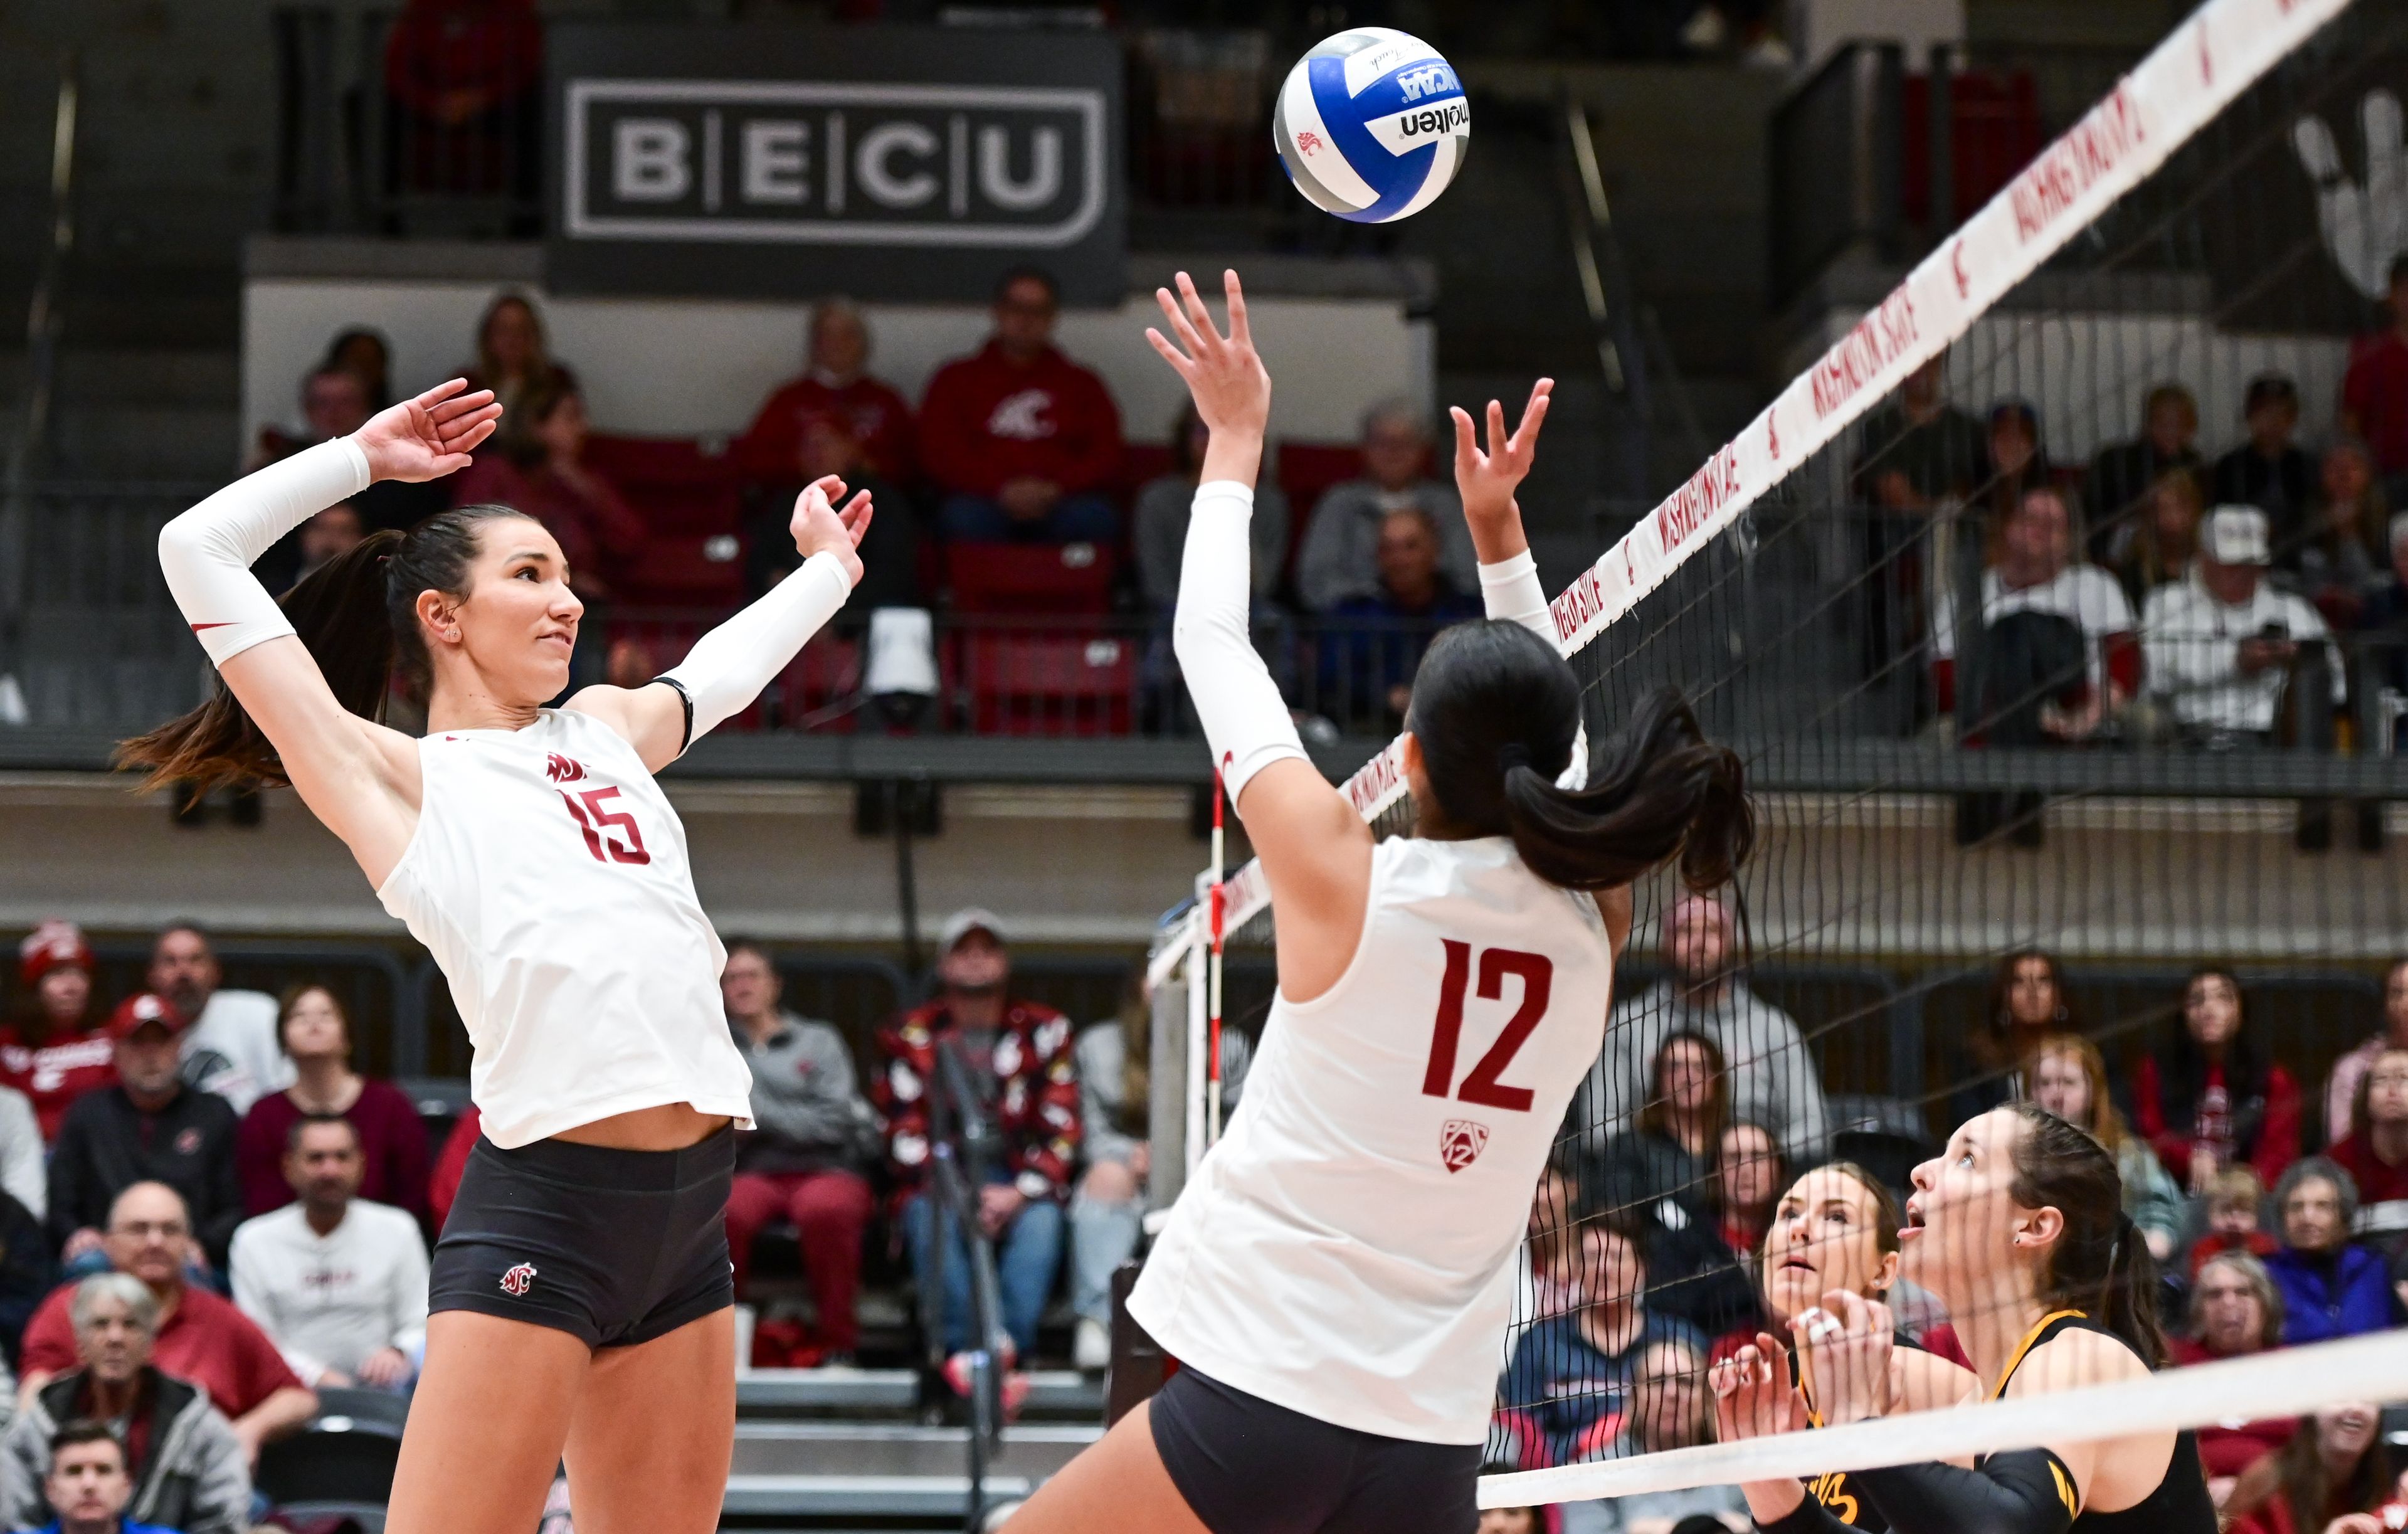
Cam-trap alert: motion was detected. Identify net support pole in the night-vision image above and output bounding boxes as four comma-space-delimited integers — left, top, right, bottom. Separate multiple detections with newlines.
1182, 884, 1212, 1181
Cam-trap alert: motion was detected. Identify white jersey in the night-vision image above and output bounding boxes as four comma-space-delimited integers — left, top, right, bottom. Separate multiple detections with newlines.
376, 708, 754, 1149
1129, 835, 1615, 1444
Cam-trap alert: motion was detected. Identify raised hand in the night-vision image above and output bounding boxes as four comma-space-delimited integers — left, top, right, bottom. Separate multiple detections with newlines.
354, 379, 503, 484
1792, 1289, 1896, 1428
1145, 269, 1270, 485
2293, 88, 2408, 300
789, 474, 873, 589
1709, 1332, 1805, 1442
1450, 379, 1554, 547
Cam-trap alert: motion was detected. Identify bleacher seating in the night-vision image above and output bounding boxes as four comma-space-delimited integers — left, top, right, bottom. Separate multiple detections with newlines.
583, 434, 745, 607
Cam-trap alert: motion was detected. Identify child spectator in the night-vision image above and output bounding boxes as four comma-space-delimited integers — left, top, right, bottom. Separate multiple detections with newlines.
1497, 1219, 1703, 1467
1317, 504, 1482, 726
919, 268, 1122, 546
2287, 438, 2391, 629
2325, 1044, 2408, 1246
718, 941, 878, 1366
1133, 401, 1289, 613
2189, 1165, 2279, 1277
2328, 958, 2408, 1143
2028, 1033, 2184, 1262
2212, 374, 2315, 540
2168, 1251, 2294, 1502
737, 299, 916, 487
2340, 254, 2408, 497
2087, 383, 2204, 552
4, 923, 117, 1142
2134, 967, 2303, 1195
1296, 398, 1474, 613
2263, 1158, 2397, 1346
233, 985, 430, 1222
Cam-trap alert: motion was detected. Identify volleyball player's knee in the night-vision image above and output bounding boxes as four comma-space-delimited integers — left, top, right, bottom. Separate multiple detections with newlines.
1078, 1158, 1141, 1205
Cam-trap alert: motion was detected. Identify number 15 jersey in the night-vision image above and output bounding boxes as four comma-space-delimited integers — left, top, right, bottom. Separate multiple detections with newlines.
1129, 833, 1615, 1445
376, 708, 756, 1151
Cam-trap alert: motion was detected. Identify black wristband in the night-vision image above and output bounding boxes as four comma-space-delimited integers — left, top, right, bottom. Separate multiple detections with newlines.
651, 675, 695, 755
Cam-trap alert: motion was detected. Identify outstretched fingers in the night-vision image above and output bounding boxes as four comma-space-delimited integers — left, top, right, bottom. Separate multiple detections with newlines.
1508, 379, 1556, 457
840, 494, 874, 548
1173, 270, 1224, 354
1222, 268, 1252, 349
434, 402, 504, 450
1449, 405, 1483, 469
427, 386, 498, 426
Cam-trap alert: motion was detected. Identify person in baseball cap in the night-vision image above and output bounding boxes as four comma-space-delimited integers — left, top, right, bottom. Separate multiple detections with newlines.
4, 922, 112, 1141
2202, 504, 2273, 568
2139, 503, 2342, 739
102, 995, 186, 1043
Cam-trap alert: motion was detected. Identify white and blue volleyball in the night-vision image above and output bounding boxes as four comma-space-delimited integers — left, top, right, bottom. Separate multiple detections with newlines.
1273, 29, 1469, 225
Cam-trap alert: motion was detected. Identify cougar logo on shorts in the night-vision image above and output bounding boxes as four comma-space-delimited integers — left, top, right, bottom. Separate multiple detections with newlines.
544, 753, 589, 784
1439, 1119, 1489, 1173
499, 1262, 539, 1298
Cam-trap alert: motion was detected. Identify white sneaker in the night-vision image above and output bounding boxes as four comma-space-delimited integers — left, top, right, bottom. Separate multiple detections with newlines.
1073, 1316, 1112, 1373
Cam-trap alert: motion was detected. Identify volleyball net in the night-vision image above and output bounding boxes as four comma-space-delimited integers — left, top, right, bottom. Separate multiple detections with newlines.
1149, 0, 2408, 1513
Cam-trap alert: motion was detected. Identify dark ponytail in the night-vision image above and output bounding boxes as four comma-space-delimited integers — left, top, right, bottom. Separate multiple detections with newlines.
2005, 1102, 2168, 1366
1407, 622, 1753, 893
117, 504, 531, 795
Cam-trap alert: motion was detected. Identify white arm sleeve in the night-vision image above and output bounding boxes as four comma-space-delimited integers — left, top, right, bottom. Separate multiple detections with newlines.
1479, 549, 1588, 790
659, 550, 853, 743
1173, 480, 1307, 801
157, 438, 371, 667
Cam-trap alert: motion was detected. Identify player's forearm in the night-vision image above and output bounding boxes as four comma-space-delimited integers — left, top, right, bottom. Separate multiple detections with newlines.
1171, 482, 1305, 801
1852, 1452, 2078, 1534
659, 551, 854, 744
159, 438, 370, 666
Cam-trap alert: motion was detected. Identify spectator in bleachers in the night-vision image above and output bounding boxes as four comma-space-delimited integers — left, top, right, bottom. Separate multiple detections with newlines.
1319, 504, 1484, 726
288, 502, 364, 590
233, 985, 428, 1222
5, 922, 115, 1144
2188, 1165, 2278, 1278
1579, 1032, 1726, 1217
1297, 398, 1474, 613
0, 1279, 251, 1534
920, 268, 1122, 546
739, 300, 916, 487
323, 326, 392, 411
1951, 948, 2076, 1123
1561, 1340, 1746, 1532
2104, 464, 2206, 602
250, 364, 372, 473
1931, 485, 2137, 742
2223, 1399, 2397, 1534
2286, 438, 2390, 630
1524, 1165, 1583, 1328
2325, 1045, 2408, 1249
2263, 1158, 2398, 1345
230, 1116, 427, 1392
449, 376, 645, 605
873, 909, 1078, 1385
1633, 1116, 1770, 1343
2134, 968, 2302, 1197
741, 408, 919, 618
2213, 375, 2315, 541
2028, 1034, 2183, 1262
0, 1185, 55, 1366
147, 924, 290, 1119
25, 1419, 188, 1534
2172, 1252, 2294, 1501
2340, 254, 2408, 499
22, 1183, 317, 1459
459, 291, 574, 460
384, 0, 544, 213
1134, 401, 1290, 613
253, 353, 443, 537
2087, 383, 2205, 550
1979, 399, 2054, 536
49, 999, 244, 1274
2140, 506, 2343, 743
1853, 356, 1988, 514
1067, 974, 1252, 1372
717, 940, 878, 1366
2327, 958, 2408, 1144
1499, 1217, 1703, 1467
1576, 896, 1827, 1167
1708, 1121, 1784, 1262
2364, 516, 2408, 713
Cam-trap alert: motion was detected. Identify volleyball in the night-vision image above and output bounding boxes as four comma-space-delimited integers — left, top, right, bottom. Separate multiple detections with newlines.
1272, 28, 1469, 225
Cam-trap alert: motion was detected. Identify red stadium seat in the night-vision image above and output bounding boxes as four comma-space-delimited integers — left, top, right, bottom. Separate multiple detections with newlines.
949, 627, 1136, 736
584, 435, 742, 536
778, 632, 861, 733
943, 542, 1117, 617
619, 534, 744, 606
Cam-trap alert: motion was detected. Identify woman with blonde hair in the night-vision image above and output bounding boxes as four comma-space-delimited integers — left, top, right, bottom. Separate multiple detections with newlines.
2025, 1033, 2182, 1261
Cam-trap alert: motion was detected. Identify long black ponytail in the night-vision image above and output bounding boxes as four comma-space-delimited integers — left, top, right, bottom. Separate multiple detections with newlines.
119, 504, 532, 795
1406, 620, 1753, 893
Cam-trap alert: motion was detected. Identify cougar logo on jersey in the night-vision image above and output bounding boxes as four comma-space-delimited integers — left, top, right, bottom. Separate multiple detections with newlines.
1439, 1118, 1489, 1172
544, 754, 589, 783
499, 1262, 539, 1297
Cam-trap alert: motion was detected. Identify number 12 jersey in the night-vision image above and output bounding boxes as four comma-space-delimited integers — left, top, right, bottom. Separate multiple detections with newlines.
1129, 833, 1616, 1445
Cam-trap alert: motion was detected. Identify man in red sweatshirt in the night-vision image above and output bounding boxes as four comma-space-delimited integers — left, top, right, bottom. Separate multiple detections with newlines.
736, 300, 917, 487
921, 267, 1122, 544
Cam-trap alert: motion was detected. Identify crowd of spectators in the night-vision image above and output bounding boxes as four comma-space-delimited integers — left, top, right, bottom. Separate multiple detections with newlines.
1862, 255, 2408, 755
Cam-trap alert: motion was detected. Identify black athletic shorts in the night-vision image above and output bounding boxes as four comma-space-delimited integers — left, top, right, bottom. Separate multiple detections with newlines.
428, 1126, 736, 1348
1149, 1364, 1480, 1534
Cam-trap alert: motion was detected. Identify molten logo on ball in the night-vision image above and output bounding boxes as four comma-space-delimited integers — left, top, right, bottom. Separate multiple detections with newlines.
500, 1262, 539, 1298
1440, 1119, 1489, 1173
